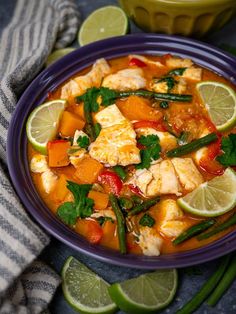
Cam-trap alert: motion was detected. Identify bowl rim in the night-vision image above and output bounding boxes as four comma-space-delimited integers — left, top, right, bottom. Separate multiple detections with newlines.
7, 33, 236, 269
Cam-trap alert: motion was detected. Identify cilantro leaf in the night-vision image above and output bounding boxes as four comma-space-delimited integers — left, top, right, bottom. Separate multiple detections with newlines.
57, 181, 94, 225
167, 68, 187, 76
98, 87, 118, 106
57, 202, 77, 225
136, 135, 161, 169
217, 134, 236, 166
139, 213, 155, 227
77, 135, 89, 149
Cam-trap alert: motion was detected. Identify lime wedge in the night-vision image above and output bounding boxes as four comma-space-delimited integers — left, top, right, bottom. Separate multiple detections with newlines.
78, 6, 128, 46
177, 168, 236, 217
46, 48, 75, 67
108, 269, 178, 314
62, 256, 118, 314
26, 99, 66, 154
197, 81, 236, 131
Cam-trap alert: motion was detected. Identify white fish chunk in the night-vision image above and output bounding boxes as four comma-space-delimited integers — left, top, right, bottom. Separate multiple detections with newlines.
172, 158, 204, 191
182, 67, 202, 81
30, 154, 49, 173
135, 127, 177, 151
61, 58, 111, 99
41, 169, 57, 193
151, 81, 168, 93
102, 68, 146, 91
159, 199, 187, 238
138, 227, 163, 256
159, 160, 182, 195
89, 105, 140, 166
166, 57, 193, 68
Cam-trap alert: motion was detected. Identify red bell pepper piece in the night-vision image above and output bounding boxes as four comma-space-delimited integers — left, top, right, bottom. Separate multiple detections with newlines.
133, 120, 167, 132
98, 170, 123, 196
129, 57, 147, 68
86, 220, 103, 244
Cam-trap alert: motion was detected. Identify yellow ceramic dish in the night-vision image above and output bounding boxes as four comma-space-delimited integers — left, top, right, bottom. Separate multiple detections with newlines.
119, 0, 236, 37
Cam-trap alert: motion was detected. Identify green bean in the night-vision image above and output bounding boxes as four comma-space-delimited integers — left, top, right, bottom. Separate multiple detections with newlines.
119, 197, 133, 210
84, 102, 96, 141
118, 90, 192, 102
172, 219, 216, 246
109, 194, 127, 254
128, 196, 160, 216
166, 132, 218, 157
207, 255, 236, 306
94, 123, 101, 138
197, 213, 236, 241
176, 255, 231, 314
113, 166, 127, 181
131, 195, 143, 205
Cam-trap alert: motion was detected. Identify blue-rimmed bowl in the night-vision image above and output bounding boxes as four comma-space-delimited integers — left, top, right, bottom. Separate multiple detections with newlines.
7, 34, 236, 269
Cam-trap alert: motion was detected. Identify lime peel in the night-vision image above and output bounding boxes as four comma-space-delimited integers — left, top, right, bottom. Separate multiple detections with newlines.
177, 168, 236, 217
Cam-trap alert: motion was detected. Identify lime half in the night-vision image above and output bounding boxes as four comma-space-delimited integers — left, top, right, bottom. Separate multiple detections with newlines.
78, 6, 128, 46
108, 269, 178, 314
178, 168, 236, 217
197, 81, 236, 131
46, 48, 75, 67
26, 99, 66, 154
62, 256, 118, 314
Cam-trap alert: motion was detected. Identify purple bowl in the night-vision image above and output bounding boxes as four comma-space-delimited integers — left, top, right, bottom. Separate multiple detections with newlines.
7, 34, 236, 269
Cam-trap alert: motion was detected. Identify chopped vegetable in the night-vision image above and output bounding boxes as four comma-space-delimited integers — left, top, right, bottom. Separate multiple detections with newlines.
139, 213, 155, 227
197, 213, 236, 241
172, 219, 215, 246
207, 255, 236, 306
57, 181, 93, 225
113, 166, 127, 181
59, 111, 85, 137
128, 196, 160, 216
167, 68, 187, 76
176, 255, 230, 314
75, 219, 103, 244
217, 134, 236, 166
47, 140, 70, 167
98, 170, 123, 196
159, 101, 169, 109
94, 122, 101, 137
77, 135, 89, 149
119, 197, 133, 211
87, 190, 109, 211
166, 133, 218, 157
109, 194, 127, 254
51, 174, 69, 203
129, 57, 147, 67
136, 135, 161, 169
74, 157, 104, 184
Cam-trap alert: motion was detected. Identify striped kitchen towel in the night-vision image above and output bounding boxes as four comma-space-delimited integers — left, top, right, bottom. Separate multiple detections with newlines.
0, 0, 80, 313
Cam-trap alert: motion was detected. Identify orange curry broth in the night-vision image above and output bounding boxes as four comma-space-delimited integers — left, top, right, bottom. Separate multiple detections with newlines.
28, 54, 236, 255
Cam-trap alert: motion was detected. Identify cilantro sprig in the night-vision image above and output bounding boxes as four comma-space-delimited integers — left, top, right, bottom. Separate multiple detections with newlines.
217, 134, 236, 166
57, 181, 94, 225
139, 213, 155, 227
77, 135, 89, 149
136, 135, 161, 169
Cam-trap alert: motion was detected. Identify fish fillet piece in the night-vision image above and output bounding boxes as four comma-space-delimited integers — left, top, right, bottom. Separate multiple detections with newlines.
158, 199, 188, 238
89, 105, 140, 166
166, 57, 193, 68
30, 154, 49, 173
61, 58, 111, 99
41, 169, 58, 194
102, 68, 146, 91
171, 158, 204, 191
138, 227, 163, 256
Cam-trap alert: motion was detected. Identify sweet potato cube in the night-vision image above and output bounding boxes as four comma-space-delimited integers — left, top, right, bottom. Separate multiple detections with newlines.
59, 111, 85, 137
73, 104, 85, 120
88, 190, 109, 211
51, 174, 69, 202
48, 140, 70, 167
74, 156, 103, 184
117, 96, 162, 121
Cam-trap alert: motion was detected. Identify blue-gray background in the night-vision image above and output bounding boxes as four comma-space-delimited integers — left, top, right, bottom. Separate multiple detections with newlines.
1, 0, 236, 313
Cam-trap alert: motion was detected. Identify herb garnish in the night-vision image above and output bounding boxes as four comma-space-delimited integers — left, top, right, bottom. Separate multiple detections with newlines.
139, 213, 155, 227
57, 181, 94, 225
77, 135, 89, 149
217, 134, 236, 166
136, 135, 161, 169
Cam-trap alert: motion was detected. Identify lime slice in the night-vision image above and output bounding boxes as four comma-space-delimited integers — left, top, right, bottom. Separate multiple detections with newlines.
46, 48, 75, 67
177, 168, 236, 217
62, 256, 118, 314
26, 99, 66, 154
78, 6, 128, 46
197, 81, 236, 131
108, 269, 178, 314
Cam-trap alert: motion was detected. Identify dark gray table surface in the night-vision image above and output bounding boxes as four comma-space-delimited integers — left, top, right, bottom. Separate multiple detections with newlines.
1, 0, 236, 313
